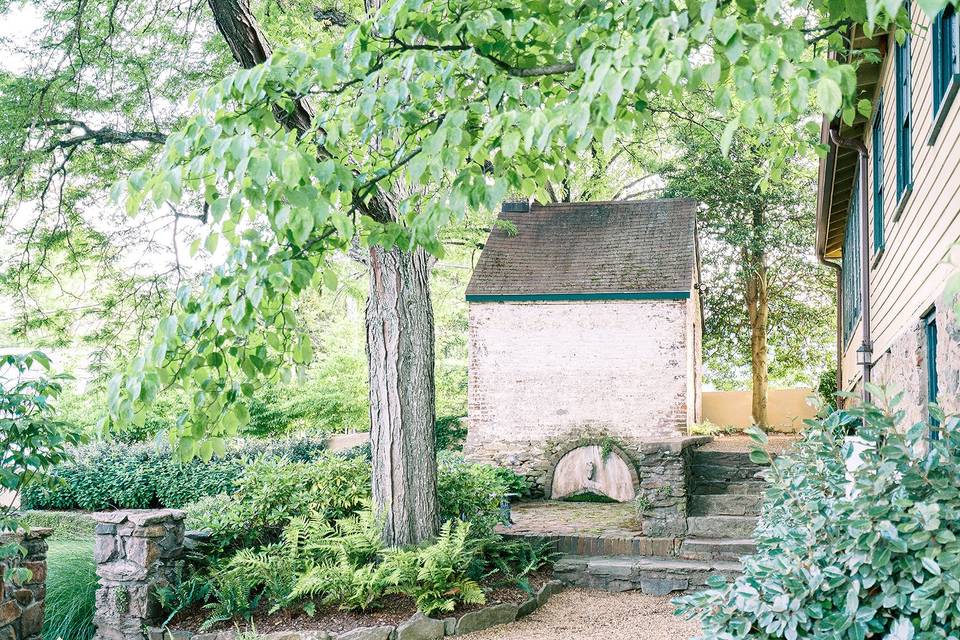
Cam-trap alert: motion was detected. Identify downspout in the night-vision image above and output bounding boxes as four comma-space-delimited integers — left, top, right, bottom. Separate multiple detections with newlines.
829, 128, 873, 404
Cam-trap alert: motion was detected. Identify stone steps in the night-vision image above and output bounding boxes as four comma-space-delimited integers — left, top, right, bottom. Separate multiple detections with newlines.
679, 537, 756, 561
692, 480, 768, 495
553, 554, 741, 595
686, 515, 758, 538
690, 450, 768, 484
689, 493, 762, 517
501, 532, 676, 558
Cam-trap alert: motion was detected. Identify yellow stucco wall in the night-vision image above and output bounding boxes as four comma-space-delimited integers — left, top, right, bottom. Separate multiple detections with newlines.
702, 389, 818, 433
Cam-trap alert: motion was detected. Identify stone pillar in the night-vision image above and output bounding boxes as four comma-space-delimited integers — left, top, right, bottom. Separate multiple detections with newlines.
0, 527, 53, 640
634, 438, 706, 539
92, 510, 185, 640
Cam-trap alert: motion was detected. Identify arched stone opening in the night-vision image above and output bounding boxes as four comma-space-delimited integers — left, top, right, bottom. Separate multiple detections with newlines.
547, 443, 638, 502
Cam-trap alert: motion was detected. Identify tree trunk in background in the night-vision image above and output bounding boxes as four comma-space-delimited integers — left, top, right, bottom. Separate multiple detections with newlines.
746, 260, 770, 428
366, 245, 438, 546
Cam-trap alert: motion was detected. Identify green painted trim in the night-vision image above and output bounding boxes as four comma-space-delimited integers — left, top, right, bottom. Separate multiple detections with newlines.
465, 291, 691, 302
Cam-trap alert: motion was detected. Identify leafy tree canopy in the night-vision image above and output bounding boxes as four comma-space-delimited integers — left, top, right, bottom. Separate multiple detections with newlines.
5, 0, 945, 456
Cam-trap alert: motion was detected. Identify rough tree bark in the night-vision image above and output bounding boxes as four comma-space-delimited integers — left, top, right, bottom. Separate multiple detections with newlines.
367, 245, 438, 545
207, 0, 439, 545
745, 207, 769, 428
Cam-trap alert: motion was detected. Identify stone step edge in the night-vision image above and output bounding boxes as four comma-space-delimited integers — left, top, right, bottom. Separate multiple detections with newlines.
555, 553, 742, 573
149, 580, 565, 640
553, 554, 742, 595
686, 515, 759, 538
500, 531, 678, 557
678, 537, 757, 559
688, 494, 762, 517
680, 536, 756, 547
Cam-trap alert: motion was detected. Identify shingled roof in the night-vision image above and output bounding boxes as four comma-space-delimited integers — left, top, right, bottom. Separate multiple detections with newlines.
466, 199, 698, 301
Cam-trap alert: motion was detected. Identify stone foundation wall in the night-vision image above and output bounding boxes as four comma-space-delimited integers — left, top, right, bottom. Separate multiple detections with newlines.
92, 510, 185, 640
466, 300, 694, 491
0, 528, 52, 640
871, 287, 960, 425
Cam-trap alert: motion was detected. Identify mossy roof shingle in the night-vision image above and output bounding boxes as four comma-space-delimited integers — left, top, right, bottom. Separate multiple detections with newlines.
466, 199, 698, 299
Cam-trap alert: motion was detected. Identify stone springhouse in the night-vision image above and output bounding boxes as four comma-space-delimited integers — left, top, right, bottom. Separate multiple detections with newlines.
464, 199, 703, 498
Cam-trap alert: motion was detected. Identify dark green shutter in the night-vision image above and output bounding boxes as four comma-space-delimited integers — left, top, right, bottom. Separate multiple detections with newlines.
895, 8, 913, 199
932, 6, 958, 117
872, 95, 884, 252
925, 310, 939, 437
841, 176, 862, 347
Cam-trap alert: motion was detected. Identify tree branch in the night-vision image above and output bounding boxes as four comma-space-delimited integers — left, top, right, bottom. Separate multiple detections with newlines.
43, 121, 167, 151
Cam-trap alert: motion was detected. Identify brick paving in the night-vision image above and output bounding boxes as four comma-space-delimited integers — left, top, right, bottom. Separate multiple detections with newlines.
501, 500, 641, 538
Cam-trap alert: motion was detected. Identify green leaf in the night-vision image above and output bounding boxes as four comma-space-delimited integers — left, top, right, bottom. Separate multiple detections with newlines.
720, 118, 739, 156
817, 77, 843, 116
713, 17, 738, 45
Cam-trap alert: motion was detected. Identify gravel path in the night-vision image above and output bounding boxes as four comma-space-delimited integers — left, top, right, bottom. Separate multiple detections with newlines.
462, 589, 701, 640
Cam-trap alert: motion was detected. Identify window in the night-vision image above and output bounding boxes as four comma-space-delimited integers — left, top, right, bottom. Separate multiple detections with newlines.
895, 8, 913, 199
842, 180, 861, 346
924, 309, 939, 437
872, 95, 884, 253
932, 4, 959, 121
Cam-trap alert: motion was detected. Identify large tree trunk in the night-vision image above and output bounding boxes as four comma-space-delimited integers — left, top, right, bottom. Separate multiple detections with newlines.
208, 0, 441, 546
366, 245, 438, 546
746, 257, 769, 428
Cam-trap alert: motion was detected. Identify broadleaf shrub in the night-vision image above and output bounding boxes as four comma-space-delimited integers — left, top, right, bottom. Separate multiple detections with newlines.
676, 392, 960, 640
20, 436, 328, 511
186, 453, 372, 552
437, 453, 528, 537
188, 451, 528, 554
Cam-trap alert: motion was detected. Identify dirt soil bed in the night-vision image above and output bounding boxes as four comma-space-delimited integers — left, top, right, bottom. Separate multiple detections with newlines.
460, 588, 702, 640
170, 570, 553, 635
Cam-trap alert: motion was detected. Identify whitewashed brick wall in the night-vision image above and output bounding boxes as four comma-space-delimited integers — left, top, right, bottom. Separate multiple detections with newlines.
465, 299, 696, 493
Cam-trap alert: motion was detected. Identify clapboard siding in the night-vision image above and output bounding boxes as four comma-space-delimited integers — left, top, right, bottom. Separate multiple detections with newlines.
842, 3, 960, 390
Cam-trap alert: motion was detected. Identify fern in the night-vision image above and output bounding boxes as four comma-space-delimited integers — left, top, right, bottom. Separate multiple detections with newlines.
404, 521, 486, 615
216, 510, 496, 617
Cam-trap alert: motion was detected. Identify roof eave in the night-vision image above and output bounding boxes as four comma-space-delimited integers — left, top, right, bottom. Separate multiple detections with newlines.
815, 27, 889, 261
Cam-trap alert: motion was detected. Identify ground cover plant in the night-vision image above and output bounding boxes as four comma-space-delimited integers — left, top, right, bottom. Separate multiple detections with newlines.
676, 389, 960, 640
162, 450, 547, 629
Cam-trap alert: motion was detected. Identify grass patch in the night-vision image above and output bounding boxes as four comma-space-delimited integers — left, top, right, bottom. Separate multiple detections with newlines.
19, 510, 95, 539
561, 492, 617, 503
688, 420, 742, 437
44, 537, 96, 640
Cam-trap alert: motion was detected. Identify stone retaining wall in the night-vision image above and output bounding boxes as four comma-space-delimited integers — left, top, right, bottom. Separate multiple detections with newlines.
0, 527, 52, 640
634, 438, 708, 539
92, 509, 185, 640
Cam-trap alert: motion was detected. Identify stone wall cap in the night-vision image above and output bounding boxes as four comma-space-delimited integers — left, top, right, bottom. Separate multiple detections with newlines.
24, 527, 54, 539
92, 509, 187, 525
638, 436, 712, 453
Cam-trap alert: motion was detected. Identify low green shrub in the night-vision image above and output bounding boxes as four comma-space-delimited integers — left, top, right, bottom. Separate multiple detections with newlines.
676, 392, 960, 640
437, 453, 528, 536
188, 452, 527, 555
43, 537, 97, 640
21, 436, 328, 511
186, 453, 372, 552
